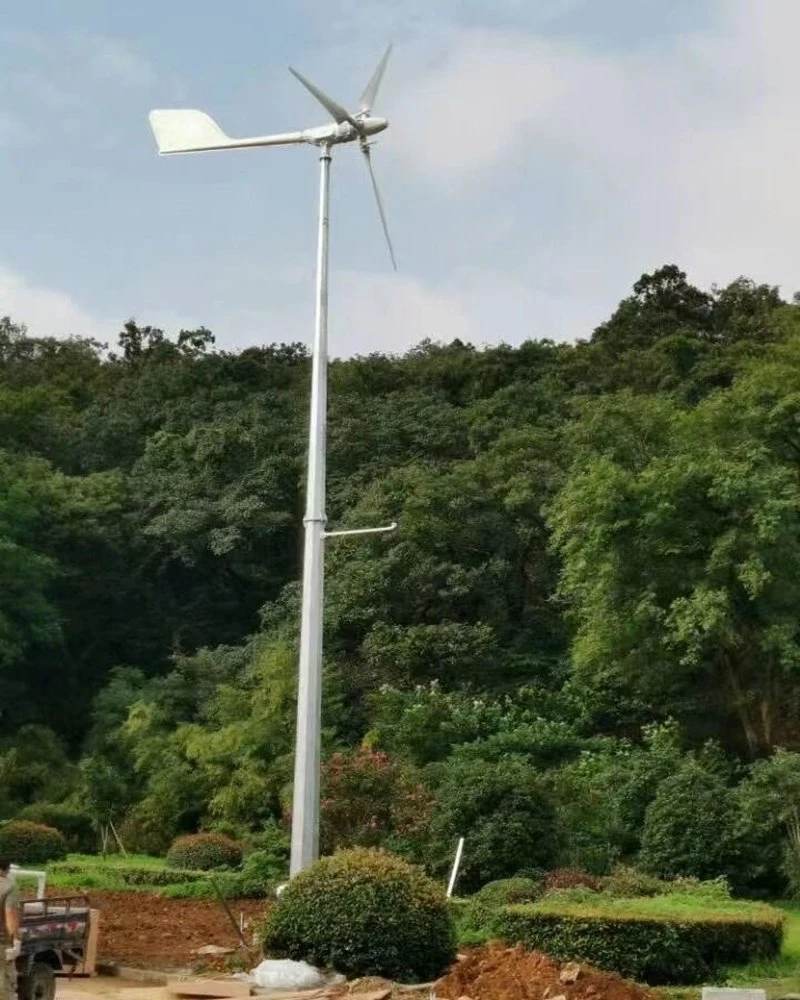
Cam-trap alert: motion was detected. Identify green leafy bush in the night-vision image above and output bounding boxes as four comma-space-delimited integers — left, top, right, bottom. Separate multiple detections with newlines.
117, 806, 174, 857
16, 805, 96, 854
475, 877, 543, 907
458, 877, 543, 943
639, 762, 740, 880
262, 848, 455, 981
0, 821, 68, 864
601, 866, 667, 898
544, 869, 603, 892
494, 896, 784, 985
235, 849, 286, 898
601, 866, 733, 900
166, 833, 243, 871
425, 757, 561, 893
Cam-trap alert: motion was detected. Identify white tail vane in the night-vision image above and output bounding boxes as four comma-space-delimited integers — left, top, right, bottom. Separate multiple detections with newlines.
149, 110, 304, 154
149, 110, 231, 154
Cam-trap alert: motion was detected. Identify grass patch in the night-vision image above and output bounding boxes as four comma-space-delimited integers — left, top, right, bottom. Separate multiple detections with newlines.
29, 853, 272, 899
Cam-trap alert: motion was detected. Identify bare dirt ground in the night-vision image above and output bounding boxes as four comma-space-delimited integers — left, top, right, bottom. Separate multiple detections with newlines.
436, 944, 656, 1000
87, 892, 266, 971
77, 898, 656, 1000
57, 984, 164, 1000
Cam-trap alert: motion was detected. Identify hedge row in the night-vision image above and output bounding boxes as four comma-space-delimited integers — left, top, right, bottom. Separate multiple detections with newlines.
494, 901, 785, 985
50, 862, 210, 886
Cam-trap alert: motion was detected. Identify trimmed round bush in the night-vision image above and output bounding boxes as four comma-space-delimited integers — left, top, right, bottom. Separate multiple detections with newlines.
166, 833, 243, 870
262, 848, 456, 981
16, 805, 96, 854
0, 821, 68, 864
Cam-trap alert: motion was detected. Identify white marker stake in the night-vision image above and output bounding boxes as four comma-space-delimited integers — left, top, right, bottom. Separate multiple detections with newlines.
446, 837, 465, 898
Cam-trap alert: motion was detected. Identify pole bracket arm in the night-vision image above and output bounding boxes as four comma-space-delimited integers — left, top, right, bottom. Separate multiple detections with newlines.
323, 521, 397, 540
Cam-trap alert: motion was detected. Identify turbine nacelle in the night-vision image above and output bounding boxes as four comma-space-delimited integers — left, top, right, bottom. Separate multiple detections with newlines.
360, 116, 389, 136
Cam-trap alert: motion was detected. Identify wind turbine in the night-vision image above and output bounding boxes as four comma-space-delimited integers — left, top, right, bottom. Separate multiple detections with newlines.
147, 49, 398, 876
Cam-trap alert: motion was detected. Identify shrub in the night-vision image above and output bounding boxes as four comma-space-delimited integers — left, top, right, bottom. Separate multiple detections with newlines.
602, 866, 668, 898
0, 821, 68, 864
235, 849, 286, 898
494, 897, 784, 985
458, 878, 543, 943
639, 762, 739, 880
601, 866, 733, 901
544, 869, 603, 892
475, 877, 543, 907
425, 757, 561, 893
16, 805, 96, 854
117, 806, 174, 857
262, 848, 455, 981
321, 748, 432, 854
166, 833, 243, 871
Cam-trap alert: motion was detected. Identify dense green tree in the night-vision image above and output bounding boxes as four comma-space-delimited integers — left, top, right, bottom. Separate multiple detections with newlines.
3, 264, 800, 887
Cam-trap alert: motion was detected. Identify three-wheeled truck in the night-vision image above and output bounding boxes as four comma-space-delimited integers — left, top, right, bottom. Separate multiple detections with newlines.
9, 867, 99, 1000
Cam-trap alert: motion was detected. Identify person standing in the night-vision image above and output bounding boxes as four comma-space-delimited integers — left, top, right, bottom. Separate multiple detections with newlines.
0, 861, 20, 1000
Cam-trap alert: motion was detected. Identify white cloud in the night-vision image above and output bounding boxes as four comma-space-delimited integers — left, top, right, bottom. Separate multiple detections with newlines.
0, 268, 110, 342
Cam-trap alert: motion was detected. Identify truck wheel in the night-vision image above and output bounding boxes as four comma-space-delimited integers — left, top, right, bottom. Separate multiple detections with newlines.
17, 962, 56, 1000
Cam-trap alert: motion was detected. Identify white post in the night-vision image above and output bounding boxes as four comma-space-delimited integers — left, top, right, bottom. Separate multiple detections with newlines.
290, 142, 332, 877
446, 837, 464, 898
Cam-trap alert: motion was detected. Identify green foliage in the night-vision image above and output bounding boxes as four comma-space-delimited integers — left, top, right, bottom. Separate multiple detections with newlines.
0, 821, 68, 863
49, 859, 208, 888
495, 895, 785, 984
165, 833, 243, 871
4, 269, 800, 901
425, 756, 561, 894
262, 848, 456, 981
321, 748, 431, 855
234, 849, 287, 898
0, 726, 79, 820
639, 761, 740, 880
459, 877, 544, 942
15, 805, 95, 854
544, 869, 603, 892
475, 877, 544, 906
601, 866, 670, 898
736, 750, 800, 895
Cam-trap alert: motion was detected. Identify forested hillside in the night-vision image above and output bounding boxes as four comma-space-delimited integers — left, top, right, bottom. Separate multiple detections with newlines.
3, 263, 800, 894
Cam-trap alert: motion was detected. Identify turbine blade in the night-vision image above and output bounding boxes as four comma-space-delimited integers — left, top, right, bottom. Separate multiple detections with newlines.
289, 67, 359, 128
361, 142, 397, 271
359, 44, 393, 113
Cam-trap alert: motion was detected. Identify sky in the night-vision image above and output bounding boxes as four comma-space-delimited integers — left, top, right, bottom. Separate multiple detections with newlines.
1, 0, 799, 358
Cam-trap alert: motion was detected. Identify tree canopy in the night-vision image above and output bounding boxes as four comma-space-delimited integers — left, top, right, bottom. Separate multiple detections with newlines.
4, 265, 800, 892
